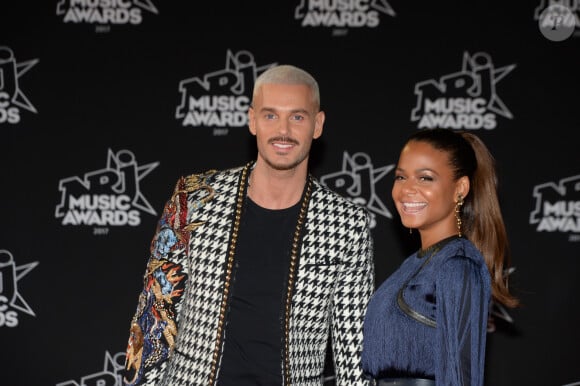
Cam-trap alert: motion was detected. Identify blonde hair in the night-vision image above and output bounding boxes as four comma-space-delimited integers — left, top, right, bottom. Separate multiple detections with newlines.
252, 64, 320, 110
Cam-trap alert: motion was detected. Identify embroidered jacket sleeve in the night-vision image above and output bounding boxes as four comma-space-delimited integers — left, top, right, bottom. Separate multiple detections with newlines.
331, 208, 374, 386
434, 255, 491, 386
122, 176, 194, 386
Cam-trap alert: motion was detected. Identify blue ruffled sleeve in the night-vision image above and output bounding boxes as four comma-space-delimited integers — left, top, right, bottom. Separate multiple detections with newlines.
435, 255, 491, 386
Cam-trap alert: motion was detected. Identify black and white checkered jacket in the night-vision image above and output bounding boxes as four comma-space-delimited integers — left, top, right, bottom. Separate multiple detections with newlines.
123, 163, 374, 386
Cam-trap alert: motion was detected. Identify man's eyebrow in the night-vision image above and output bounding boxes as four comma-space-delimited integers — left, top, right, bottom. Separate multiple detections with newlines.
258, 107, 310, 115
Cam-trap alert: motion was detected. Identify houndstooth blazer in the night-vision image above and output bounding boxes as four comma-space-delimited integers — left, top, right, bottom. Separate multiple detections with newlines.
123, 162, 374, 386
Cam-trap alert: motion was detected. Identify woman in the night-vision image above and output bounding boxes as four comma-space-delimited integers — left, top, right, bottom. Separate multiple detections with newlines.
362, 128, 518, 386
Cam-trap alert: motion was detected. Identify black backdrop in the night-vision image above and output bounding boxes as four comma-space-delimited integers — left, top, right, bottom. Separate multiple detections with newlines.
1, 1, 579, 386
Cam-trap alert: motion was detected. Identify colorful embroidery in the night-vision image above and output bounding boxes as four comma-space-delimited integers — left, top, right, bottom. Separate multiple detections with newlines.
124, 171, 217, 385
124, 248, 187, 385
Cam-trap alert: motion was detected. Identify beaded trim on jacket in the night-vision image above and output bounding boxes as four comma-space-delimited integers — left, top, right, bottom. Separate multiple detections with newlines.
206, 162, 314, 385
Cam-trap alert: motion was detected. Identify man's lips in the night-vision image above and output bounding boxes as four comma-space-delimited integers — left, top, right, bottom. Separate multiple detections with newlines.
273, 142, 294, 149
269, 137, 299, 150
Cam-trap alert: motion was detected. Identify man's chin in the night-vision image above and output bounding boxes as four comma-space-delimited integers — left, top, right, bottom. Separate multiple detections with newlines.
265, 158, 302, 171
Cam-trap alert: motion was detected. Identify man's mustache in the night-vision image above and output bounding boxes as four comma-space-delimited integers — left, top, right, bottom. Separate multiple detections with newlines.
268, 136, 299, 145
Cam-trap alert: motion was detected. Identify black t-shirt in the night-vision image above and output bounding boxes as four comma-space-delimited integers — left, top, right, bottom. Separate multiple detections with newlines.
217, 197, 300, 386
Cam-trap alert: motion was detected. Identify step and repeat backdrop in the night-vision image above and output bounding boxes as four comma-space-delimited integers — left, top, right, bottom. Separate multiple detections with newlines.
1, 1, 579, 386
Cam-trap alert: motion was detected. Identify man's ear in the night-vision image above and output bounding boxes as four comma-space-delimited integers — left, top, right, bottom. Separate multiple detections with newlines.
248, 107, 256, 136
313, 111, 325, 139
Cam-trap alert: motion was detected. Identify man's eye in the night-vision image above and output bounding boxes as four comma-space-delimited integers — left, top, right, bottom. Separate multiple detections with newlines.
291, 115, 305, 121
265, 113, 276, 120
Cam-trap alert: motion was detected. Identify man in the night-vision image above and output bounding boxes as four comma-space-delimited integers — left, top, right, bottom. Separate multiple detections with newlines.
123, 64, 374, 386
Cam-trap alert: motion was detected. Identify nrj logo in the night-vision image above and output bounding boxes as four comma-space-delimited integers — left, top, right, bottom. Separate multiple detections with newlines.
56, 351, 125, 386
175, 50, 276, 135
0, 250, 38, 328
411, 51, 515, 130
0, 46, 38, 124
319, 151, 393, 228
530, 174, 580, 239
55, 149, 159, 228
56, 0, 158, 25
294, 0, 395, 28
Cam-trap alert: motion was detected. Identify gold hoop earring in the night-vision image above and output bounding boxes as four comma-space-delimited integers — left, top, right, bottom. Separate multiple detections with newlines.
455, 195, 464, 237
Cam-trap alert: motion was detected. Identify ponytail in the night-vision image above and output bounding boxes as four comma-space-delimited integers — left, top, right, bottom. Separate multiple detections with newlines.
460, 132, 519, 308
